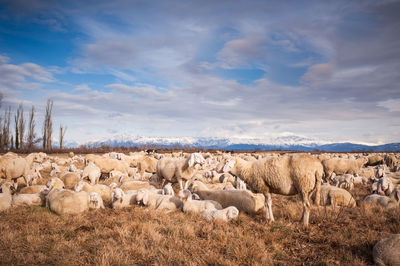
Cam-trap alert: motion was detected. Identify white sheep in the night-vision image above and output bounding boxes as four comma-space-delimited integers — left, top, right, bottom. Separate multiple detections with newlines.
82, 162, 101, 185
74, 180, 112, 203
373, 234, 400, 266
223, 154, 323, 227
11, 188, 48, 207
162, 183, 174, 196
364, 188, 400, 209
201, 206, 239, 222
46, 188, 90, 215
376, 176, 394, 196
88, 192, 105, 209
135, 189, 182, 212
315, 184, 357, 208
0, 182, 15, 211
156, 152, 205, 190
177, 189, 222, 214
111, 188, 138, 209
46, 177, 65, 189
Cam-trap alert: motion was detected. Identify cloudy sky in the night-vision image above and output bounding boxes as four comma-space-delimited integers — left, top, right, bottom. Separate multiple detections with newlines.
0, 0, 399, 145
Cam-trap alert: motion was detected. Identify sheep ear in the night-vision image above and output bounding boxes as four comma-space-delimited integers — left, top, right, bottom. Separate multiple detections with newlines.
184, 180, 189, 190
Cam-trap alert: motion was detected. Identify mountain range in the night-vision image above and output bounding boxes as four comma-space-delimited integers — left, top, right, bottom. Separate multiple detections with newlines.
71, 135, 400, 152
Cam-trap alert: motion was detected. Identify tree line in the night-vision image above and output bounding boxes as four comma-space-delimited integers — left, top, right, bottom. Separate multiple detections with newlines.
0, 93, 67, 151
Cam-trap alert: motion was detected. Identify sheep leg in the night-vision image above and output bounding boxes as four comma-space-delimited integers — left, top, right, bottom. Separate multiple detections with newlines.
265, 193, 274, 222
300, 192, 311, 228
179, 179, 184, 191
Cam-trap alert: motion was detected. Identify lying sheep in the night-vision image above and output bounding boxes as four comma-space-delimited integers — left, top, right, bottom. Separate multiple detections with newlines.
376, 176, 394, 196
223, 154, 322, 227
24, 165, 43, 187
82, 162, 101, 185
20, 185, 47, 194
46, 188, 90, 215
11, 188, 48, 207
384, 154, 397, 168
156, 153, 205, 190
88, 192, 105, 209
364, 188, 400, 209
177, 189, 222, 214
46, 177, 65, 189
314, 184, 357, 208
201, 206, 239, 222
373, 234, 400, 266
191, 181, 265, 214
135, 189, 182, 212
111, 188, 138, 209
0, 182, 15, 211
74, 181, 112, 203
120, 180, 155, 191
61, 172, 81, 190
366, 155, 384, 166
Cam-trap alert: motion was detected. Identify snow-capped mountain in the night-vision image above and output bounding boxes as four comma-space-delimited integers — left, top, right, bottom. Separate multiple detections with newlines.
77, 134, 400, 152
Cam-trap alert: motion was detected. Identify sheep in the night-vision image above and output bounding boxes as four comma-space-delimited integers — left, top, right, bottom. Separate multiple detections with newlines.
120, 180, 155, 191
353, 174, 368, 185
201, 206, 240, 222
46, 177, 65, 189
364, 188, 400, 209
111, 188, 138, 209
20, 185, 47, 194
110, 170, 124, 180
82, 162, 101, 185
331, 174, 354, 190
223, 154, 322, 227
156, 152, 205, 190
88, 192, 105, 209
60, 172, 81, 190
376, 176, 394, 196
373, 234, 400, 266
0, 182, 15, 211
366, 155, 384, 166
11, 188, 48, 207
135, 189, 183, 212
314, 184, 357, 208
384, 154, 397, 168
321, 157, 368, 179
190, 184, 265, 215
74, 181, 112, 203
162, 183, 174, 196
177, 189, 222, 213
137, 156, 158, 176
356, 167, 376, 180
0, 157, 29, 186
46, 188, 90, 215
68, 164, 78, 172
92, 157, 130, 174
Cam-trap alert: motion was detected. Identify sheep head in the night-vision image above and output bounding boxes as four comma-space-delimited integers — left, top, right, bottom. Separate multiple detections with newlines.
188, 153, 206, 167
74, 181, 84, 192
227, 207, 239, 220
89, 192, 103, 209
112, 188, 124, 203
177, 189, 191, 201
223, 159, 237, 176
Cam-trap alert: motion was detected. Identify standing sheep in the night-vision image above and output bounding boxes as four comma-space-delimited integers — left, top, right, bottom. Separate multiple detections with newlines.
156, 153, 205, 190
223, 154, 323, 227
321, 157, 368, 178
138, 156, 158, 177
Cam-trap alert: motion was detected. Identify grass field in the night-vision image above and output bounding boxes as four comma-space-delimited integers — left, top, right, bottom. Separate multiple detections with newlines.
1, 183, 398, 265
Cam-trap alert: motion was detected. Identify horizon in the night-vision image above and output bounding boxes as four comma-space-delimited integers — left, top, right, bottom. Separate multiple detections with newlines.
1, 1, 400, 145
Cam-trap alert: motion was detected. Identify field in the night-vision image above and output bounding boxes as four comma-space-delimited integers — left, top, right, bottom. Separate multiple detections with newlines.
0, 152, 399, 265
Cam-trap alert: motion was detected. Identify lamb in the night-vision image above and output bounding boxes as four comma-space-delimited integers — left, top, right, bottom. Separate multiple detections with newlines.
330, 174, 354, 190
82, 162, 101, 185
321, 157, 368, 178
364, 188, 400, 209
0, 182, 15, 211
88, 192, 105, 209
111, 188, 138, 209
223, 153, 323, 227
177, 189, 222, 213
190, 184, 265, 215
135, 189, 182, 212
314, 184, 357, 208
376, 176, 394, 196
74, 180, 112, 203
23, 165, 43, 187
156, 152, 205, 190
201, 206, 240, 222
373, 234, 400, 266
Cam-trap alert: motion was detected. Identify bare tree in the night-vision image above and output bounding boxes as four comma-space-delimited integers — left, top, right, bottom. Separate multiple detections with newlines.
14, 105, 21, 149
59, 125, 67, 149
18, 103, 25, 149
27, 105, 36, 149
0, 93, 3, 148
2, 107, 11, 149
43, 99, 53, 149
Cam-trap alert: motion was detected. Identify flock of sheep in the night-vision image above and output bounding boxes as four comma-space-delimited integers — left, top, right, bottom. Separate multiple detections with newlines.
0, 150, 399, 264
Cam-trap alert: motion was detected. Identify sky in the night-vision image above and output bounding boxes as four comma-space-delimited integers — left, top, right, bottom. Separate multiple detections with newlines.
0, 0, 399, 145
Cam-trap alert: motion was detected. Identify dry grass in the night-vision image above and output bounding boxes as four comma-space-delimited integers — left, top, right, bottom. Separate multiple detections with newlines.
1, 186, 398, 265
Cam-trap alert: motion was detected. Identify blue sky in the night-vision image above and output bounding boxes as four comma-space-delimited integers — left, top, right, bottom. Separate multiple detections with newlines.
0, 0, 399, 145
